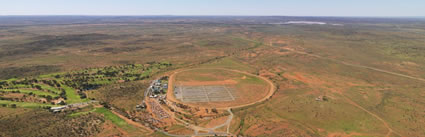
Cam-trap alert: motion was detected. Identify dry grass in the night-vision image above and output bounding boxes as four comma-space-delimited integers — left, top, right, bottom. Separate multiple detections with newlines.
172, 68, 270, 108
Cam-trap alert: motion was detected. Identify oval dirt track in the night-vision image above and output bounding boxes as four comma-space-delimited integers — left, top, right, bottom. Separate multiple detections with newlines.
167, 68, 276, 109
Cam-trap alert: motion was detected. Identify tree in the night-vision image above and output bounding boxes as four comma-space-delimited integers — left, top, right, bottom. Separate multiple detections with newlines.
101, 102, 111, 109
322, 96, 329, 101
80, 93, 87, 99
45, 95, 53, 101
58, 101, 66, 105
35, 85, 43, 90
211, 108, 218, 113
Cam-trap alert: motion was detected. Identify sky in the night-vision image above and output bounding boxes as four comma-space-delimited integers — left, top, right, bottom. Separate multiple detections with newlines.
0, 0, 424, 17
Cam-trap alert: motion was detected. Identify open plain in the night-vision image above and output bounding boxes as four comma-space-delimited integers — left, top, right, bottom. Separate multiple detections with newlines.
0, 16, 425, 137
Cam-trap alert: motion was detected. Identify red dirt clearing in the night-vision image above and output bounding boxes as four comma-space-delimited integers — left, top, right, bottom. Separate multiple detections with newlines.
177, 79, 238, 86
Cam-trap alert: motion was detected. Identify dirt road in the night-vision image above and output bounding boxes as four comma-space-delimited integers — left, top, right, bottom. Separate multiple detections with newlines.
341, 95, 399, 137
283, 47, 404, 137
283, 47, 425, 83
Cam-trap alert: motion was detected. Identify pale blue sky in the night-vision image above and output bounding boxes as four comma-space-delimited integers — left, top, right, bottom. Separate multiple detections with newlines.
0, 0, 424, 16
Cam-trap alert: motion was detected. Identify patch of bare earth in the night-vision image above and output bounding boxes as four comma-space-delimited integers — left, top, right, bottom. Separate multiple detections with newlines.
96, 121, 127, 137
177, 79, 237, 86
167, 126, 194, 135
203, 115, 229, 128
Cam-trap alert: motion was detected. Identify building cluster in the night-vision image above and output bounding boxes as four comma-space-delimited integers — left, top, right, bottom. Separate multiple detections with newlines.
50, 106, 67, 113
50, 100, 97, 113
151, 79, 168, 95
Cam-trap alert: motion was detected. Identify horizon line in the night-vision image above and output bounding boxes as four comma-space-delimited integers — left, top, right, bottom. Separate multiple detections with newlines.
1, 15, 425, 18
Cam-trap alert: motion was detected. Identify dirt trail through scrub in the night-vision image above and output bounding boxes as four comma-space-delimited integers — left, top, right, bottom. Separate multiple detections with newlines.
283, 47, 425, 83
283, 47, 404, 137
340, 94, 399, 137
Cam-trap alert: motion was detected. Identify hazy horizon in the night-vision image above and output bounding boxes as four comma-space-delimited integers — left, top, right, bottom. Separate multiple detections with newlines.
1, 0, 424, 17
1, 15, 425, 18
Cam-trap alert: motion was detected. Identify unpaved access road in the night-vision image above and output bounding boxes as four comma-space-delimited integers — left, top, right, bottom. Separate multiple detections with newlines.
283, 47, 425, 83
283, 47, 405, 137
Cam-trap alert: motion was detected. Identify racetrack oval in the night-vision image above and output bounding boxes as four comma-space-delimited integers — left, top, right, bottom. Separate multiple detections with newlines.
167, 68, 275, 109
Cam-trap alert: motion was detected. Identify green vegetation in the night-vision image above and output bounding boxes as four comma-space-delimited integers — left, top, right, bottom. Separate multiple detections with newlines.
94, 107, 128, 127
0, 62, 171, 107
1, 88, 57, 97
32, 83, 61, 94
94, 107, 147, 135
62, 85, 87, 104
0, 100, 57, 108
1, 16, 425, 137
